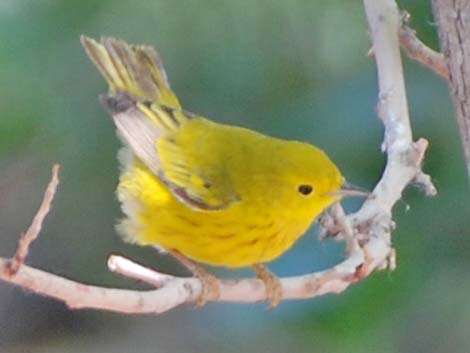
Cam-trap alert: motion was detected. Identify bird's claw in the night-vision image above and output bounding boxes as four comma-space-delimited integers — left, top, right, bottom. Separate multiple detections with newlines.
169, 250, 220, 307
254, 264, 283, 308
195, 270, 220, 307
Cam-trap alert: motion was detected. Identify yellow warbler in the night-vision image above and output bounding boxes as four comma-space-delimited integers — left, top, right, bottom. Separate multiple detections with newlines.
81, 36, 362, 306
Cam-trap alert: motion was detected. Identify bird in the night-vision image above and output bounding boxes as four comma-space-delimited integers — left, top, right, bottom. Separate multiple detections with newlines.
81, 35, 365, 307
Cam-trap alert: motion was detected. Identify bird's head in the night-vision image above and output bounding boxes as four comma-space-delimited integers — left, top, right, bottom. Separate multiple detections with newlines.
271, 140, 367, 222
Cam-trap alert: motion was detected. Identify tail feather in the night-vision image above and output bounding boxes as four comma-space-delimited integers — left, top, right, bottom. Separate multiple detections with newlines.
81, 35, 180, 109
82, 35, 196, 175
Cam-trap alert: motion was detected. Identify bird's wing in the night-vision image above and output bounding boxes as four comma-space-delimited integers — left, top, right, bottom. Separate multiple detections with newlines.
82, 36, 238, 211
157, 119, 241, 211
102, 92, 239, 211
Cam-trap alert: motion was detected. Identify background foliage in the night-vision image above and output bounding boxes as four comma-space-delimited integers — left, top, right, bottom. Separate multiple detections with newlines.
1, 1, 468, 352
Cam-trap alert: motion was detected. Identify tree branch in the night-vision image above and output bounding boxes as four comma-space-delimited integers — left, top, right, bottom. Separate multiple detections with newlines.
398, 12, 449, 80
0, 0, 435, 314
432, 0, 470, 178
6, 164, 60, 275
351, 0, 436, 275
0, 250, 366, 313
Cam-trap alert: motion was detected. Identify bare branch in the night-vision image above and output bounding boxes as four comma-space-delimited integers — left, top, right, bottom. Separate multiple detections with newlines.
361, 0, 436, 211
398, 12, 449, 80
6, 164, 60, 275
108, 255, 174, 288
0, 250, 365, 313
0, 257, 194, 313
351, 0, 436, 277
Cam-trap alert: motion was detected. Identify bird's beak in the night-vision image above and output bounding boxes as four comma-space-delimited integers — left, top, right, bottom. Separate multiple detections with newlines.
330, 181, 370, 198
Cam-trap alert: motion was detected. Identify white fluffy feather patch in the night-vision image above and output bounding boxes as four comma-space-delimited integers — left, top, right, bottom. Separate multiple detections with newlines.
115, 147, 144, 244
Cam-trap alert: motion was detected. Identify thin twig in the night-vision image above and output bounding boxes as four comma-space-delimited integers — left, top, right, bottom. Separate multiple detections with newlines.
6, 164, 60, 275
399, 16, 449, 80
368, 11, 449, 80
108, 255, 174, 288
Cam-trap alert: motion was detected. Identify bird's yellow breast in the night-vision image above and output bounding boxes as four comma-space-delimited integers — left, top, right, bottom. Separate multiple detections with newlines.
116, 159, 331, 268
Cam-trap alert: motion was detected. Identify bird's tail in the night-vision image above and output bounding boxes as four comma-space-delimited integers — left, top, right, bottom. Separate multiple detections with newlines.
81, 35, 181, 109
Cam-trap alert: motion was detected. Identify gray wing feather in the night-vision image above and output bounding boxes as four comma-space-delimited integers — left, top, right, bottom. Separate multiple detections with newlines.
100, 91, 162, 176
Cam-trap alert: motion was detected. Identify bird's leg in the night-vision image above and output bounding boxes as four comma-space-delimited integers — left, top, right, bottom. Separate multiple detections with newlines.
253, 264, 283, 308
169, 250, 220, 306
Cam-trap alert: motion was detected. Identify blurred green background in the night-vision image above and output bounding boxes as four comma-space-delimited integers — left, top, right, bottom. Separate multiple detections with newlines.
1, 1, 469, 352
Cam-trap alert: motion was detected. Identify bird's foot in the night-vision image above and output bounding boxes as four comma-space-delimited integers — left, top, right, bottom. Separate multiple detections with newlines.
193, 268, 220, 307
254, 264, 283, 308
169, 250, 220, 306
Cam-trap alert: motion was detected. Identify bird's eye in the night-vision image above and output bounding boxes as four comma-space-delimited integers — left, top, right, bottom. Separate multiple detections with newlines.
298, 184, 313, 195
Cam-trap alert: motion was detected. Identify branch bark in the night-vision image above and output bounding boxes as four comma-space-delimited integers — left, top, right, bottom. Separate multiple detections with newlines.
6, 164, 60, 275
432, 0, 470, 177
399, 18, 449, 80
0, 0, 436, 314
0, 252, 367, 313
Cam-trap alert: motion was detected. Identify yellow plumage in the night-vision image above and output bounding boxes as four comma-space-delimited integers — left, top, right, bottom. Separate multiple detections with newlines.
81, 36, 347, 269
